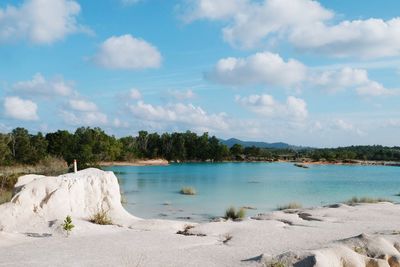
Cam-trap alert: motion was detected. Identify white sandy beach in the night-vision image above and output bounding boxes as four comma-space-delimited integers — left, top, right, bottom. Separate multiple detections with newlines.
1, 169, 400, 267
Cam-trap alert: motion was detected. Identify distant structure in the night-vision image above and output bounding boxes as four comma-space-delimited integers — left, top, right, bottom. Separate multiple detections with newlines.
74, 159, 78, 173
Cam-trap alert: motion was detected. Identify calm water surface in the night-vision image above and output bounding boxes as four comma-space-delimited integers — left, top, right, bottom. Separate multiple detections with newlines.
103, 162, 400, 221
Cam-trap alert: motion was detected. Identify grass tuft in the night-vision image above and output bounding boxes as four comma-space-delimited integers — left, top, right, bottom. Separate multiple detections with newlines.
344, 197, 392, 205
277, 202, 302, 211
180, 186, 196, 195
0, 190, 12, 205
224, 206, 246, 220
89, 209, 113, 225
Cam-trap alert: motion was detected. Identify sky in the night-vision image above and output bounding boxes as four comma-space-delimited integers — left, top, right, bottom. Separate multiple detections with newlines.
0, 0, 400, 147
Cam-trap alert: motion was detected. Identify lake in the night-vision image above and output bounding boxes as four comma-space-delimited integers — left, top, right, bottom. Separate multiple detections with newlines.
103, 162, 400, 221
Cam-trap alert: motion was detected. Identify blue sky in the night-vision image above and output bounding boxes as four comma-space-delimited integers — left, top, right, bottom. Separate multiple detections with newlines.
1, 0, 400, 147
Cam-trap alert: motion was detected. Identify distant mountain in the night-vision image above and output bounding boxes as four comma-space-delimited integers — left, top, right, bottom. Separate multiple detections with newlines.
220, 138, 302, 149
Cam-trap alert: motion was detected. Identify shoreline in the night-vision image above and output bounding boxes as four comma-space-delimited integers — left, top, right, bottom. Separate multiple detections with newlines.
99, 158, 400, 167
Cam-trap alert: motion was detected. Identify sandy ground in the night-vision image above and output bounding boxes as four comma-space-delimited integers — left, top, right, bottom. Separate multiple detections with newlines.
1, 169, 400, 267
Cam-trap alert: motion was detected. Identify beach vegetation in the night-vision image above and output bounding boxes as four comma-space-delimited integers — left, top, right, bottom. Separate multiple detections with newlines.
89, 209, 113, 225
62, 215, 74, 236
180, 186, 196, 195
224, 206, 246, 220
1, 127, 400, 169
344, 197, 392, 205
277, 202, 302, 210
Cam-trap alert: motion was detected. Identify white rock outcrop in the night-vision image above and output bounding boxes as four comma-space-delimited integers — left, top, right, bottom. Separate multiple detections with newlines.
0, 168, 138, 233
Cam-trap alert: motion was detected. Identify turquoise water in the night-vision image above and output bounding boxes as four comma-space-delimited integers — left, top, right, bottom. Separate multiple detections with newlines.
103, 162, 400, 221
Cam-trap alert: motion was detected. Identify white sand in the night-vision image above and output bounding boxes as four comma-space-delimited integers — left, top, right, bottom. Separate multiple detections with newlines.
1, 169, 400, 266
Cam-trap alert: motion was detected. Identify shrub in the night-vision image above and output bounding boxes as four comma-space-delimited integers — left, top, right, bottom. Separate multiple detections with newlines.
180, 186, 196, 195
277, 202, 302, 210
62, 215, 74, 236
89, 209, 113, 225
344, 197, 392, 205
224, 206, 246, 220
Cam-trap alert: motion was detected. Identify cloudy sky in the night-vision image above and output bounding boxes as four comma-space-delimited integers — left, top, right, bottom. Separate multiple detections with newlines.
1, 0, 400, 147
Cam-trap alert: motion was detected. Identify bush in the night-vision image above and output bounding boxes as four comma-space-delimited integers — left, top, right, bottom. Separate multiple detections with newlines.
224, 206, 246, 220
180, 186, 196, 195
344, 197, 392, 205
89, 209, 113, 225
277, 202, 302, 210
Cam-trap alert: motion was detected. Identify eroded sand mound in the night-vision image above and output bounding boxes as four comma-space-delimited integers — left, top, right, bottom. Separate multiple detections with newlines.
0, 168, 138, 233
263, 234, 400, 267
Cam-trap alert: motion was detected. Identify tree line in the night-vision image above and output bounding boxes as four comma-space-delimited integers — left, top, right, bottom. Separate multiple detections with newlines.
0, 127, 399, 168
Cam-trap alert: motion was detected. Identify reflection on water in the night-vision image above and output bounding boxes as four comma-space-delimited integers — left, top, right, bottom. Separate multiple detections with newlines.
103, 162, 400, 222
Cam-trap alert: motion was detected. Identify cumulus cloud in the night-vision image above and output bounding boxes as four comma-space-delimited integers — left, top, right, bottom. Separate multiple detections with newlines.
93, 35, 162, 70
310, 67, 369, 92
235, 94, 308, 121
4, 96, 39, 121
12, 73, 74, 97
290, 18, 400, 58
356, 82, 399, 97
129, 88, 142, 100
61, 110, 108, 126
129, 101, 229, 132
182, 0, 400, 58
208, 52, 398, 96
0, 0, 88, 44
68, 99, 98, 112
206, 52, 306, 88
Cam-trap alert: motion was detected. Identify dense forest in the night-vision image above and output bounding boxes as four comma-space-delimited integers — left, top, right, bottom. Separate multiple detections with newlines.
0, 127, 399, 169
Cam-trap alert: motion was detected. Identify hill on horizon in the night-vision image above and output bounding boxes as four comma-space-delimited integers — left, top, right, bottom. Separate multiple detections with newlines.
220, 138, 304, 149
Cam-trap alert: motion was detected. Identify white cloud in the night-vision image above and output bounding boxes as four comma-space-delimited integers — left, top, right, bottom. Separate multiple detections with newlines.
68, 99, 98, 112
182, 0, 332, 49
129, 101, 229, 132
290, 18, 400, 58
61, 110, 108, 126
206, 52, 306, 88
310, 67, 369, 92
182, 0, 248, 22
356, 81, 399, 97
183, 0, 400, 58
168, 89, 196, 100
236, 94, 308, 121
129, 88, 142, 100
0, 0, 88, 44
12, 73, 74, 97
93, 35, 162, 70
332, 119, 365, 136
208, 52, 398, 96
4, 96, 39, 121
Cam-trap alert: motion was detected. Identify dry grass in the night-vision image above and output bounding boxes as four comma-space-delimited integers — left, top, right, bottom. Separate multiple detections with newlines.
277, 202, 302, 210
224, 206, 246, 220
344, 197, 392, 205
180, 186, 196, 195
0, 190, 12, 205
89, 209, 113, 225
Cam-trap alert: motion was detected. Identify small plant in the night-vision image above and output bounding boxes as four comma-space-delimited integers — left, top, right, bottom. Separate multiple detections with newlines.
344, 197, 392, 205
180, 186, 196, 195
277, 202, 302, 211
353, 246, 367, 255
89, 209, 113, 225
62, 215, 74, 236
0, 190, 12, 205
269, 262, 285, 267
224, 206, 246, 220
